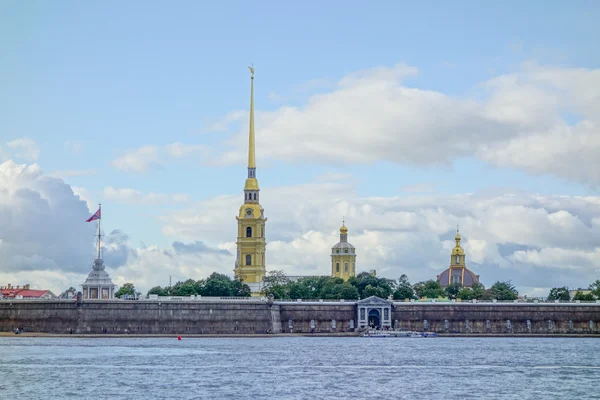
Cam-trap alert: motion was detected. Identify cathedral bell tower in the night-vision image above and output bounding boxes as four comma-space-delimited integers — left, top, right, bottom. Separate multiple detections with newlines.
234, 66, 267, 295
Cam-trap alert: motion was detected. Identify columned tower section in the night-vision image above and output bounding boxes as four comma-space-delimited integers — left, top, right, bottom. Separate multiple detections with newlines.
235, 66, 267, 295
331, 220, 356, 281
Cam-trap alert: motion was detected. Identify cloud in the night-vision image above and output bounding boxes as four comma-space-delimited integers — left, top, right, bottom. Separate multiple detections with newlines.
1, 159, 599, 297
0, 160, 96, 277
103, 187, 191, 205
112, 143, 210, 172
172, 240, 231, 256
160, 178, 600, 295
111, 145, 161, 172
1, 138, 40, 161
206, 62, 600, 186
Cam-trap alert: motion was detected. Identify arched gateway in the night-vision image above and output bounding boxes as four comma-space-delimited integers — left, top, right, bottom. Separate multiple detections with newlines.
357, 296, 392, 329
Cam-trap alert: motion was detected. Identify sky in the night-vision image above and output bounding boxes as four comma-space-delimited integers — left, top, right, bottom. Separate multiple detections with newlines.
1, 0, 599, 297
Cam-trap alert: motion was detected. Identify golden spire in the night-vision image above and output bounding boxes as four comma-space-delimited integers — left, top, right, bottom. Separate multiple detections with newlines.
455, 225, 461, 245
247, 65, 255, 169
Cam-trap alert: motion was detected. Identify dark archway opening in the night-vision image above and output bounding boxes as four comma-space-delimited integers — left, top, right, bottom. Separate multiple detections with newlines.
368, 309, 381, 329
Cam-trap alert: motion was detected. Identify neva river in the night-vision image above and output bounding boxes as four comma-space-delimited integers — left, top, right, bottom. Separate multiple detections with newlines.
1, 337, 599, 399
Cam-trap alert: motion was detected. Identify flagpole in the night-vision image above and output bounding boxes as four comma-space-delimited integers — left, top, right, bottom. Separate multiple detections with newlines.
97, 203, 102, 259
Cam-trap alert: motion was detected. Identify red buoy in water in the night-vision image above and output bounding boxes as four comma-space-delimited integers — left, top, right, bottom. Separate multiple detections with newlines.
177, 335, 182, 340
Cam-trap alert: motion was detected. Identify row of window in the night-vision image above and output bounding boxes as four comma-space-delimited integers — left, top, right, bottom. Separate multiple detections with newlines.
335, 262, 355, 273
334, 248, 355, 253
246, 192, 258, 201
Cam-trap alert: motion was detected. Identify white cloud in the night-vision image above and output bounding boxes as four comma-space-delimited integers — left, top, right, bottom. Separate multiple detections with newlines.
1, 159, 599, 297
204, 62, 600, 186
111, 145, 160, 172
104, 187, 191, 205
165, 142, 206, 158
0, 160, 97, 282
1, 138, 40, 161
112, 143, 210, 172
160, 178, 600, 295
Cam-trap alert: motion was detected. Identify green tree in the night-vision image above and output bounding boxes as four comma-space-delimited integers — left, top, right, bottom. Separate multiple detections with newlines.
589, 280, 600, 298
171, 279, 200, 296
261, 270, 290, 299
573, 291, 595, 301
444, 282, 462, 300
147, 286, 168, 296
336, 283, 360, 300
363, 284, 388, 298
231, 278, 252, 297
413, 280, 444, 299
203, 273, 240, 296
547, 286, 570, 301
393, 274, 415, 300
457, 283, 485, 300
115, 283, 136, 298
489, 280, 519, 301
287, 281, 312, 299
349, 272, 394, 299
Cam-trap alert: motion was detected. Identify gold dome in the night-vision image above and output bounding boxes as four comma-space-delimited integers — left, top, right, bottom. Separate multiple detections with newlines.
340, 223, 348, 234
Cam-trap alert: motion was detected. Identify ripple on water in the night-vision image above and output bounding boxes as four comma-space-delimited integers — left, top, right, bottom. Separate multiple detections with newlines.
1, 337, 599, 399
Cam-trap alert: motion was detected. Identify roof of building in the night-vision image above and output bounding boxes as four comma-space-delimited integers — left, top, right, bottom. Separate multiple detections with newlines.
437, 267, 479, 288
0, 288, 55, 298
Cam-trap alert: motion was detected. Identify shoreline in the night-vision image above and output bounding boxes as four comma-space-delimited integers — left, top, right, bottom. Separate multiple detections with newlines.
1, 332, 599, 338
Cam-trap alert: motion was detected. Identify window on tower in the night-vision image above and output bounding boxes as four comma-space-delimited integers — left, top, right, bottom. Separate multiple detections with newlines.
344, 263, 348, 272
456, 255, 459, 264
246, 227, 252, 237
253, 193, 256, 200
336, 263, 340, 272
246, 254, 251, 266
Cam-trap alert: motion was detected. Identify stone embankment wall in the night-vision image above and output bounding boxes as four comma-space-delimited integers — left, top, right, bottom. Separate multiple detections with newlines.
0, 299, 273, 334
391, 303, 600, 334
1, 298, 599, 335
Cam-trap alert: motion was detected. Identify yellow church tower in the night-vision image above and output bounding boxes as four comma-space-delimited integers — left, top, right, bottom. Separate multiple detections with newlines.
331, 220, 356, 281
234, 66, 267, 295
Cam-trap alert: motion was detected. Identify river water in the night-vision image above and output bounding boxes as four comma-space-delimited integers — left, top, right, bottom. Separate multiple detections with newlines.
0, 337, 598, 399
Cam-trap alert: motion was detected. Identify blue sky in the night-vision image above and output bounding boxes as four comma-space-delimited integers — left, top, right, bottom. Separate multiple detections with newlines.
1, 1, 599, 294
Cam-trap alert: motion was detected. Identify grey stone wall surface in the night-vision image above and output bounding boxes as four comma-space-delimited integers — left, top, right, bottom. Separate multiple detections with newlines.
1, 300, 599, 335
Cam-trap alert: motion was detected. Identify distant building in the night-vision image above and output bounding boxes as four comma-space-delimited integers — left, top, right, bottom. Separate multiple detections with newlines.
436, 228, 480, 288
569, 289, 593, 299
331, 221, 357, 281
81, 204, 116, 299
0, 284, 57, 299
82, 258, 116, 299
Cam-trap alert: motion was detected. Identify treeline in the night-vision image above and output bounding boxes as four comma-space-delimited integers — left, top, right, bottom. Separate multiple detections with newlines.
262, 271, 521, 301
147, 273, 251, 297
547, 281, 600, 301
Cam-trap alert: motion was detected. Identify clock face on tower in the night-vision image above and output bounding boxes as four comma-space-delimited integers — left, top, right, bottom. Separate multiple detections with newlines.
245, 208, 253, 216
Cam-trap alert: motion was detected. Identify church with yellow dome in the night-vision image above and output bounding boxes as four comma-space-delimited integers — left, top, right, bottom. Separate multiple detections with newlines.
436, 228, 480, 287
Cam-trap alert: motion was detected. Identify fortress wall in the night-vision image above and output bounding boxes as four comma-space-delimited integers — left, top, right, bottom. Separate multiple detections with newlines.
391, 304, 600, 334
1, 299, 599, 335
0, 300, 273, 334
277, 302, 357, 333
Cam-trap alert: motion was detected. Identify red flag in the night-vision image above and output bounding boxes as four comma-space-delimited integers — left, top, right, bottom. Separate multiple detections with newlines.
86, 208, 101, 222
